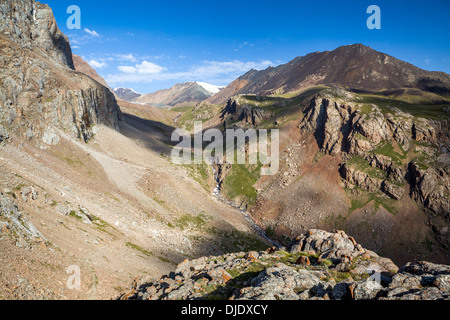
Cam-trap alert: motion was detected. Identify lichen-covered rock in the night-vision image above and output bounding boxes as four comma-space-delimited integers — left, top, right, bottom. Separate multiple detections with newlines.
339, 163, 383, 192
382, 261, 450, 300
353, 279, 384, 300
237, 264, 322, 300
0, 124, 8, 142
0, 194, 46, 249
409, 163, 449, 218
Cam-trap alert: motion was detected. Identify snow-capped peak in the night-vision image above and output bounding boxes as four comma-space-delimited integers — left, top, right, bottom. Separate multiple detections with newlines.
113, 87, 142, 95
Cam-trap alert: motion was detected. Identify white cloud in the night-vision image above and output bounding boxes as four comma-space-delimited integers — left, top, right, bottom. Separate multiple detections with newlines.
136, 61, 166, 74
88, 60, 107, 69
115, 53, 138, 62
118, 65, 137, 73
84, 28, 100, 37
117, 61, 166, 75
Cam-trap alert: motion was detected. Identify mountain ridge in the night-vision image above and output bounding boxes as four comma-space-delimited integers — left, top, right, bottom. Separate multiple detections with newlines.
208, 43, 450, 105
134, 81, 223, 107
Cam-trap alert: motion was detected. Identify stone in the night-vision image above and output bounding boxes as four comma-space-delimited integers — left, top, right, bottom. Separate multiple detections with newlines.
245, 251, 260, 261
0, 125, 8, 142
433, 275, 450, 291
353, 280, 384, 300
381, 181, 405, 200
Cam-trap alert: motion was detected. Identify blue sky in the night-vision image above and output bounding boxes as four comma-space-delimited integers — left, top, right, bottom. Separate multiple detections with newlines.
43, 0, 450, 94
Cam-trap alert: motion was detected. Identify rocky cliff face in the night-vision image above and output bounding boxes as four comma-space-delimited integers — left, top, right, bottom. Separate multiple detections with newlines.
0, 0, 122, 145
221, 97, 274, 127
0, 0, 73, 69
0, 193, 46, 250
119, 229, 450, 300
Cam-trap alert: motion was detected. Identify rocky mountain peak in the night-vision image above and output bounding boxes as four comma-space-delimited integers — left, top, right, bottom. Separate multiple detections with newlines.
208, 44, 450, 105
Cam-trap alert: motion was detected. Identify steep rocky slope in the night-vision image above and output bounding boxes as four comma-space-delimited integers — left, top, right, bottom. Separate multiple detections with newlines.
120, 229, 450, 300
208, 44, 450, 105
0, 0, 122, 145
72, 54, 110, 89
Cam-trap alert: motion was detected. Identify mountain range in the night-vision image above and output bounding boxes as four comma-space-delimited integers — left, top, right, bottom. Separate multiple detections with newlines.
208, 43, 450, 105
113, 87, 143, 102
114, 81, 224, 107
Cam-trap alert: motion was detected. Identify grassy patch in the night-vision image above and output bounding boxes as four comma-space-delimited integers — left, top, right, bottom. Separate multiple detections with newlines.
184, 163, 212, 192
347, 155, 387, 180
371, 141, 407, 166
126, 241, 153, 257
173, 104, 222, 131
347, 188, 399, 215
222, 163, 262, 208
209, 228, 269, 253
69, 210, 82, 221
354, 93, 450, 120
174, 213, 212, 231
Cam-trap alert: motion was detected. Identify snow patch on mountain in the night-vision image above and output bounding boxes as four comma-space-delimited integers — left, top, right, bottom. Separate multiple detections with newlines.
195, 82, 223, 95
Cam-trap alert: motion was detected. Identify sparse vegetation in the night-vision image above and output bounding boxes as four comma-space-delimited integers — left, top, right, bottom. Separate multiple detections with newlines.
174, 213, 213, 231
347, 187, 399, 215
222, 163, 262, 208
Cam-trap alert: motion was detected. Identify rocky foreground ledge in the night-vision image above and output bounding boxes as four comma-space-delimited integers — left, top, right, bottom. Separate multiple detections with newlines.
119, 230, 450, 300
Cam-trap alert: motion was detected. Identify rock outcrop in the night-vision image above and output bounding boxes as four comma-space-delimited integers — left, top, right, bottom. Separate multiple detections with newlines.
0, 0, 74, 68
0, 194, 46, 249
221, 97, 275, 127
0, 0, 122, 144
119, 230, 450, 300
300, 95, 449, 217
